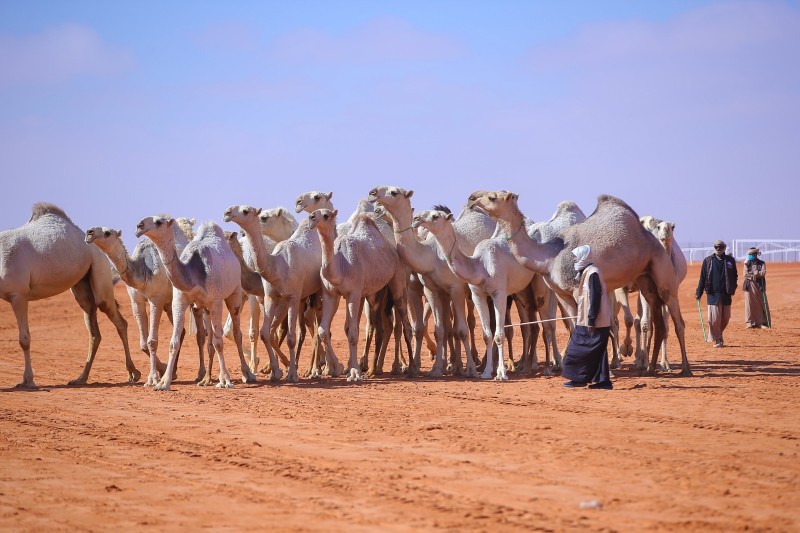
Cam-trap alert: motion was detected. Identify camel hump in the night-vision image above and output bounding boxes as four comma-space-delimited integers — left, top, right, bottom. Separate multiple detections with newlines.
596, 195, 639, 217
29, 202, 73, 224
196, 221, 225, 241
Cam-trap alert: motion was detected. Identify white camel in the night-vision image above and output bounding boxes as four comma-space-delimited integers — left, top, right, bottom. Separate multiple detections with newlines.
135, 216, 256, 389
86, 226, 208, 386
412, 209, 536, 381
224, 205, 334, 382
308, 208, 414, 381
0, 203, 138, 387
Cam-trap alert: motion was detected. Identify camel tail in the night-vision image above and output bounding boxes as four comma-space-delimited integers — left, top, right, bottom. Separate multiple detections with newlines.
29, 202, 73, 223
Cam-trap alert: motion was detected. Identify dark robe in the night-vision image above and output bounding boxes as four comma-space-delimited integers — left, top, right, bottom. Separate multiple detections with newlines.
562, 272, 611, 384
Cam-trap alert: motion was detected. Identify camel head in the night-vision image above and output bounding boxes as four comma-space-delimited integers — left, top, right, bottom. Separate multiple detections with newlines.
85, 226, 122, 246
639, 215, 661, 232
174, 217, 196, 241
411, 209, 454, 235
656, 221, 675, 244
258, 207, 296, 239
467, 190, 519, 219
307, 208, 338, 231
223, 230, 244, 257
135, 216, 174, 239
223, 205, 262, 230
367, 186, 413, 210
295, 191, 333, 214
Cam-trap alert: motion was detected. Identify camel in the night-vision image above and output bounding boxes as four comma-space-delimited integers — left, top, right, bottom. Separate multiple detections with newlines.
86, 226, 208, 386
0, 203, 138, 387
635, 217, 688, 371
309, 208, 415, 381
223, 205, 334, 382
295, 192, 399, 373
175, 217, 196, 241
135, 216, 256, 389
469, 191, 691, 376
222, 206, 298, 373
368, 186, 499, 377
411, 209, 537, 381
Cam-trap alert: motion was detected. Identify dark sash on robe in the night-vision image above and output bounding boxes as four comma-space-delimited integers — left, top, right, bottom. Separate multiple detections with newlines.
562, 325, 611, 384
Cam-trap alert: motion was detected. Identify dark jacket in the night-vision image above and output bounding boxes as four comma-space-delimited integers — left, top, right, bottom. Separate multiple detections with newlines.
696, 253, 738, 305
744, 259, 766, 291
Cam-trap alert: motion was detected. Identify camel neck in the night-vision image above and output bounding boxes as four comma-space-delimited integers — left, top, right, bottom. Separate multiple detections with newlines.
104, 241, 144, 289
151, 235, 194, 293
434, 225, 485, 286
388, 209, 437, 275
316, 225, 342, 286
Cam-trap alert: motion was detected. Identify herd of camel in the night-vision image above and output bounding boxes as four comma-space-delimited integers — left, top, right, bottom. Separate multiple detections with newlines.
0, 187, 689, 389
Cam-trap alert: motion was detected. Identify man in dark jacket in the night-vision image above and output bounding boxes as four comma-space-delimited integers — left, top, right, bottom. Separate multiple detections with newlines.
696, 239, 738, 347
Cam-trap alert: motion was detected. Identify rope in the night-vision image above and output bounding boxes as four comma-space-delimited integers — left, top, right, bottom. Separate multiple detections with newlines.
504, 316, 577, 328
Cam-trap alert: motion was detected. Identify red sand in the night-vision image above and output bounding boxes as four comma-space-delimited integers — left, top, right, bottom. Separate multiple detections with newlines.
1, 263, 798, 531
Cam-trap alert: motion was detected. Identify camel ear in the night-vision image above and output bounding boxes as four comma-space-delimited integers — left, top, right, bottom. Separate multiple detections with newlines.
406, 190, 414, 198
255, 207, 262, 216
332, 209, 339, 218
166, 218, 174, 226
276, 208, 283, 217
671, 223, 676, 230
190, 218, 196, 225
327, 192, 334, 200
115, 229, 122, 237
446, 212, 454, 221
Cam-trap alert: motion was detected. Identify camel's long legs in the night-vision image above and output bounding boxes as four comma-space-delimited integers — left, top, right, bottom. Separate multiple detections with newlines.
10, 295, 35, 388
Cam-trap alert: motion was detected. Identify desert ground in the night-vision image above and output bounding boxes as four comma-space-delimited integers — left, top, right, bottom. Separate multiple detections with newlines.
1, 263, 798, 531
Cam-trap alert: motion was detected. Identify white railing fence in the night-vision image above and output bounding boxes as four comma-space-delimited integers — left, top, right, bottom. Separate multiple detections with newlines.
680, 239, 800, 264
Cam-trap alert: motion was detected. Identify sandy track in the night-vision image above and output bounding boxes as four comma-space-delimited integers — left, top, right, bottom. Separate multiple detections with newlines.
1, 264, 798, 531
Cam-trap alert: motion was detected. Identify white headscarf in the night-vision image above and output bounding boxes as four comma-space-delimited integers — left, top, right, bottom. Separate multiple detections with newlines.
572, 245, 592, 278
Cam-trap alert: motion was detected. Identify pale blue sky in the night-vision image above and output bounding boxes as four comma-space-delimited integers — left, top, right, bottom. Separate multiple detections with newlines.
1, 0, 798, 249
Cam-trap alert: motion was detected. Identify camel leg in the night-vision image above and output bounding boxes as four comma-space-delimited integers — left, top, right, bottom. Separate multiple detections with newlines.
466, 298, 479, 369
284, 297, 302, 383
154, 294, 189, 391
387, 271, 416, 378
129, 292, 150, 361
535, 278, 560, 373
249, 294, 261, 373
422, 299, 436, 360
659, 304, 671, 371
191, 306, 209, 382
504, 297, 517, 371
163, 302, 185, 381
68, 278, 103, 385
259, 296, 285, 382
405, 278, 425, 374
426, 289, 447, 378
10, 296, 36, 388
318, 289, 344, 377
636, 277, 666, 376
492, 292, 510, 381
609, 292, 622, 370
472, 293, 496, 380
206, 300, 233, 388
451, 292, 475, 377
664, 296, 690, 376
620, 290, 635, 358
634, 294, 645, 369
225, 292, 257, 384
144, 300, 165, 387
343, 294, 364, 382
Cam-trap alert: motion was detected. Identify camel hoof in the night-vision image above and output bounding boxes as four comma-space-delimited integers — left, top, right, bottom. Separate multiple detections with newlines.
642, 369, 656, 377
68, 375, 88, 386
15, 379, 38, 389
197, 375, 213, 386
679, 368, 693, 377
427, 368, 444, 378
153, 378, 172, 391
270, 368, 284, 382
465, 369, 479, 379
249, 356, 260, 374
390, 364, 402, 375
479, 372, 493, 380
543, 367, 554, 377
494, 372, 509, 381
144, 372, 161, 387
242, 370, 258, 384
610, 360, 620, 370
128, 369, 142, 383
215, 378, 234, 388
285, 370, 299, 383
346, 368, 363, 382
194, 370, 206, 383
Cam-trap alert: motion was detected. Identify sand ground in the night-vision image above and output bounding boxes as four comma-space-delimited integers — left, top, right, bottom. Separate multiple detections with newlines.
1, 263, 798, 531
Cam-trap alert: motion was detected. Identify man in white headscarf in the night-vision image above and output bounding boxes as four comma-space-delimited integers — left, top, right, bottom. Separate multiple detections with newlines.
562, 245, 614, 389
